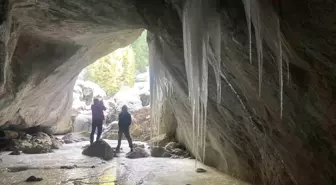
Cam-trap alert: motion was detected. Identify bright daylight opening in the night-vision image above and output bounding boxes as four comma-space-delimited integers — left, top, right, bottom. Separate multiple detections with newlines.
71, 30, 152, 144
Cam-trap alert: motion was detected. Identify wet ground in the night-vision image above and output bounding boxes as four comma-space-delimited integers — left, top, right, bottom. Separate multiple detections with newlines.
0, 140, 249, 185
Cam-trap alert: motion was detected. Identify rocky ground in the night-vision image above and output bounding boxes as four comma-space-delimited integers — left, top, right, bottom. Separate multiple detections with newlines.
0, 140, 248, 185
71, 70, 151, 141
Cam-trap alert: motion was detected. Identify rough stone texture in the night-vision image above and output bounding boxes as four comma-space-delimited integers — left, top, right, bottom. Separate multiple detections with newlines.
0, 1, 335, 185
146, 1, 336, 185
150, 146, 171, 158
12, 132, 53, 154
82, 140, 114, 160
0, 0, 143, 134
125, 147, 149, 159
50, 135, 63, 149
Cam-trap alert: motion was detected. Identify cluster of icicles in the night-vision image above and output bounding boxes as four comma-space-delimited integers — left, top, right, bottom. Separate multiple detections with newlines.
181, 0, 288, 168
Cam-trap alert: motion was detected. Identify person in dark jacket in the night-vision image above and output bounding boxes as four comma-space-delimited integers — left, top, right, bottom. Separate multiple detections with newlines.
90, 98, 106, 144
116, 105, 133, 152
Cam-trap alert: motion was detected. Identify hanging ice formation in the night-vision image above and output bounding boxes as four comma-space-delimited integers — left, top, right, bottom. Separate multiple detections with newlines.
242, 0, 285, 118
182, 0, 221, 168
149, 34, 172, 146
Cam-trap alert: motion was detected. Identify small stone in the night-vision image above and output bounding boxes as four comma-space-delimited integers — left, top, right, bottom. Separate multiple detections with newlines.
126, 147, 149, 159
7, 166, 28, 172
26, 176, 43, 182
9, 150, 21, 155
189, 155, 195, 159
60, 165, 77, 169
196, 168, 207, 173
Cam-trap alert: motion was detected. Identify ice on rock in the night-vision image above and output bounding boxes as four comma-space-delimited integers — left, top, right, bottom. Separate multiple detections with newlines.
242, 0, 286, 118
182, 0, 220, 168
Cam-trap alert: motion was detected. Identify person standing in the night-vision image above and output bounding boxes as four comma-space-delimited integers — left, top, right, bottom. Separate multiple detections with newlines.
116, 105, 133, 152
90, 98, 106, 144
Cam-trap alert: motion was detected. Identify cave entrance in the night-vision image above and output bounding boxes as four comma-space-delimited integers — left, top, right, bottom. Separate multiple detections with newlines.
71, 30, 152, 143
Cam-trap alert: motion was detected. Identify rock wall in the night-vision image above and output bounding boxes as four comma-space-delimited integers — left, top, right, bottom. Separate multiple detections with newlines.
0, 0, 335, 185
146, 1, 336, 185
0, 0, 143, 132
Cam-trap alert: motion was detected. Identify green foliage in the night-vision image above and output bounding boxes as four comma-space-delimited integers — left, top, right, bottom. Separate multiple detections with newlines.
85, 30, 148, 95
131, 30, 149, 73
86, 47, 136, 95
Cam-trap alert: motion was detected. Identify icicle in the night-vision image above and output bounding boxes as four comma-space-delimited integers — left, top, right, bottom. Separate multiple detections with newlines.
201, 36, 209, 163
255, 4, 264, 98
243, 0, 252, 64
149, 34, 172, 146
208, 10, 222, 105
277, 16, 283, 119
183, 0, 216, 168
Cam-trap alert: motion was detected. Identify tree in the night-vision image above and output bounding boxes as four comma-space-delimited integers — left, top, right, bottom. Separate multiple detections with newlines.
86, 47, 136, 96
84, 30, 149, 96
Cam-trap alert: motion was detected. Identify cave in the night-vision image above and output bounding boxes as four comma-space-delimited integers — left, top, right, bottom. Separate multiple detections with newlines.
0, 0, 335, 185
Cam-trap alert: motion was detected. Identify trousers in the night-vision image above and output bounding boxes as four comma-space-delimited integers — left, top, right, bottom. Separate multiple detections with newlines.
90, 119, 103, 144
116, 128, 133, 149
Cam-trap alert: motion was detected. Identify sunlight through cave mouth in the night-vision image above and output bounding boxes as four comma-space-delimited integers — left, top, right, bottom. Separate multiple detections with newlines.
71, 30, 151, 142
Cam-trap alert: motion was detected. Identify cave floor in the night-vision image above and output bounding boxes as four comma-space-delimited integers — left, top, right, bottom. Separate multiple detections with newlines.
0, 140, 248, 185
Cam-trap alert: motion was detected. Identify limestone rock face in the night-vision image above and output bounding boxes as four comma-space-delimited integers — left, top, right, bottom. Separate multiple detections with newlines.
1, 1, 336, 185
0, 0, 143, 134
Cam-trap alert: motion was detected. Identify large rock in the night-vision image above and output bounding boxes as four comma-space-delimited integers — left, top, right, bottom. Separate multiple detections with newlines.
82, 140, 114, 160
12, 132, 53, 154
74, 80, 106, 106
72, 114, 92, 133
150, 147, 171, 158
139, 92, 150, 107
126, 147, 149, 159
111, 86, 143, 111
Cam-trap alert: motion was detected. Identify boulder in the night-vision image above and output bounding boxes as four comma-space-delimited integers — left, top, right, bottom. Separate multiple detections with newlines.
9, 149, 21, 155
3, 130, 19, 140
150, 147, 171, 158
72, 114, 92, 133
126, 147, 149, 159
111, 86, 143, 111
171, 148, 187, 156
164, 142, 179, 151
139, 92, 150, 107
19, 132, 53, 154
50, 136, 63, 149
62, 133, 89, 144
82, 140, 114, 160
